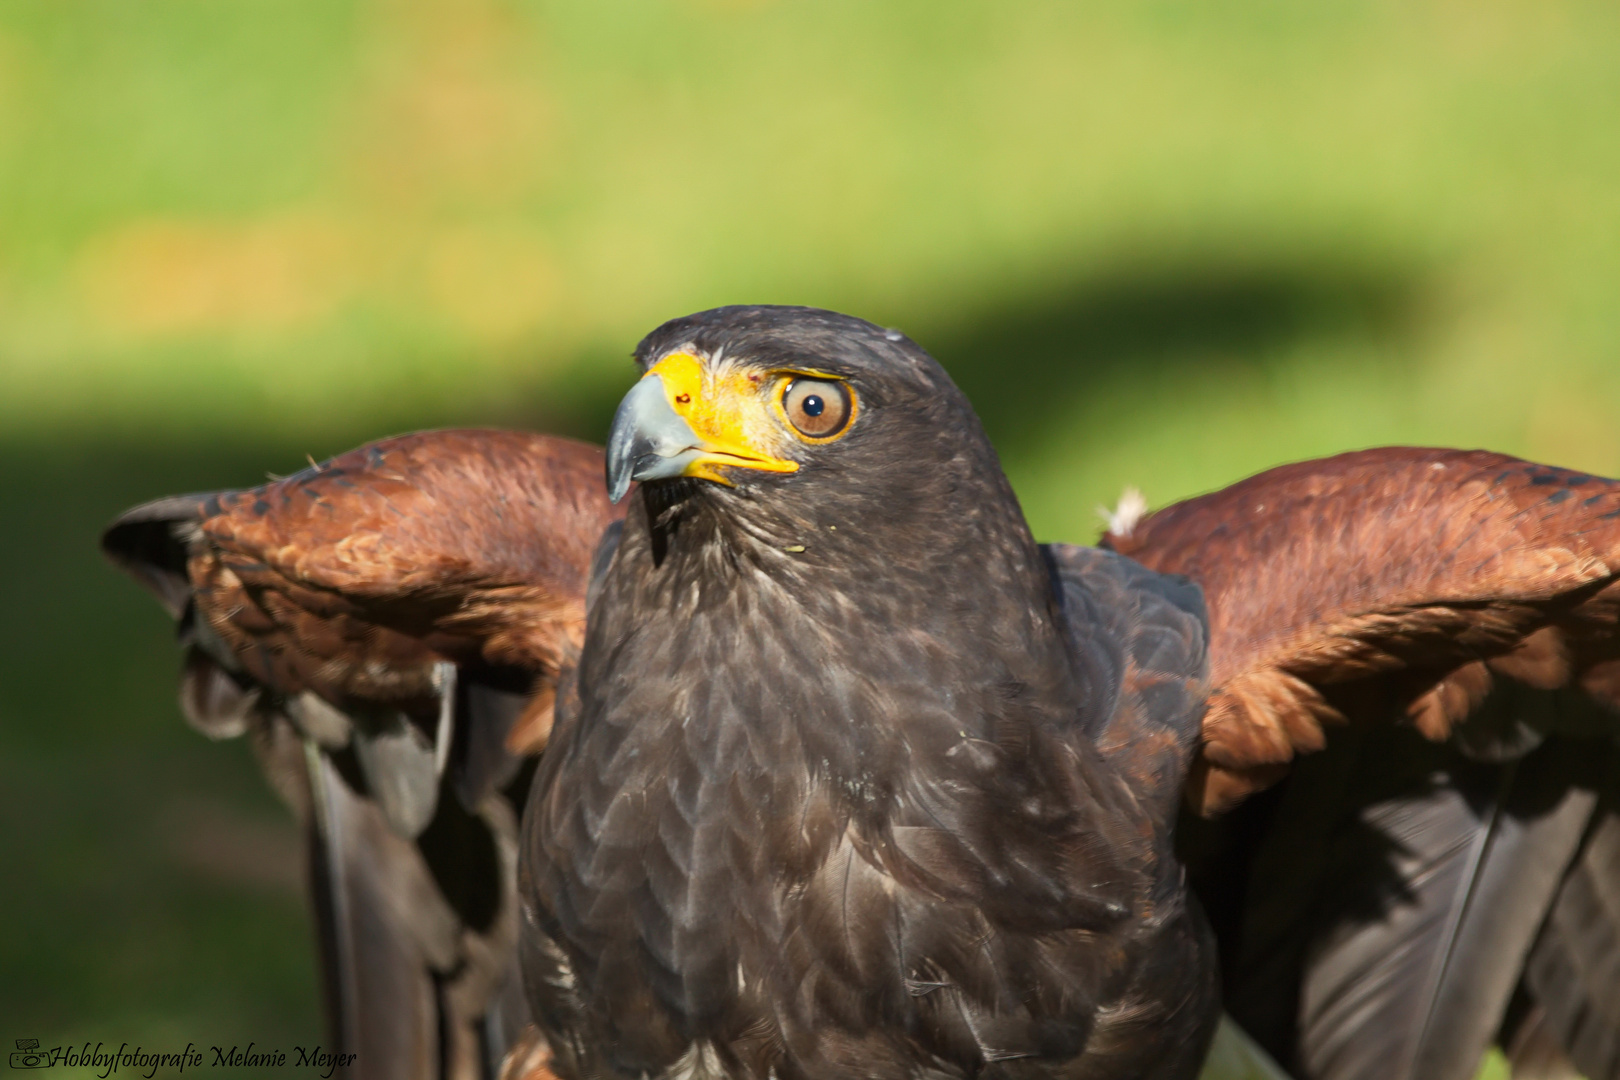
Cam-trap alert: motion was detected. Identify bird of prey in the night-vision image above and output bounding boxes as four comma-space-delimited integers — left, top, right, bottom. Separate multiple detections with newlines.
104, 306, 1620, 1080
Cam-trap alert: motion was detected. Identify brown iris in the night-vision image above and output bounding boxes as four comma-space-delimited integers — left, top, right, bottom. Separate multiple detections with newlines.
782, 378, 853, 440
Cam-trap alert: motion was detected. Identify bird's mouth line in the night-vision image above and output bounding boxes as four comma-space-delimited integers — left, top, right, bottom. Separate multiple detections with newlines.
681, 447, 797, 472
631, 445, 791, 473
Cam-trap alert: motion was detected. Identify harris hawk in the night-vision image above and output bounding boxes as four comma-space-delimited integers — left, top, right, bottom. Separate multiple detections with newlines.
103, 305, 1620, 1080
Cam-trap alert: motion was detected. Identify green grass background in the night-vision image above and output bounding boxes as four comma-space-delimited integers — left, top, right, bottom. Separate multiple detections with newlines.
3, 1, 1618, 1075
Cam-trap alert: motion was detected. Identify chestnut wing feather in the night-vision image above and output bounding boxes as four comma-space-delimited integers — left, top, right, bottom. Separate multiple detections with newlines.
102, 428, 618, 1080
192, 429, 613, 720
1106, 447, 1620, 814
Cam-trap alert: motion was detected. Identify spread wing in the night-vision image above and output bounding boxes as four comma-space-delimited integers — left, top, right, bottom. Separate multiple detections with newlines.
1105, 447, 1620, 1080
102, 429, 618, 1080
1104, 447, 1620, 815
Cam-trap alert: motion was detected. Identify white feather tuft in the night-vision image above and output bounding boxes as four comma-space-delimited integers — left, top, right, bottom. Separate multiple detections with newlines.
1097, 486, 1149, 537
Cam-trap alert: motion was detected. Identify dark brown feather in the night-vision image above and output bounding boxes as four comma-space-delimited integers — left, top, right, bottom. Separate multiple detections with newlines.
523, 306, 1219, 1080
1525, 802, 1620, 1080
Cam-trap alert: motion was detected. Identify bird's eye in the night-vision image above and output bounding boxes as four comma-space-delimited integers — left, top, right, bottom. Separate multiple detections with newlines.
782, 378, 853, 440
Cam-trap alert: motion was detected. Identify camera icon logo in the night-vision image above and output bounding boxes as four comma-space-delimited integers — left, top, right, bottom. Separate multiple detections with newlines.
10, 1039, 55, 1069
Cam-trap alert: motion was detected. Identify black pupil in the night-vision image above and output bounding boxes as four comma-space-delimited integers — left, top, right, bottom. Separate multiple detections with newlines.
802, 394, 825, 417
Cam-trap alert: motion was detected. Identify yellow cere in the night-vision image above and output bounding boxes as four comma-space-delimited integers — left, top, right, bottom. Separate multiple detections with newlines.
645, 351, 802, 485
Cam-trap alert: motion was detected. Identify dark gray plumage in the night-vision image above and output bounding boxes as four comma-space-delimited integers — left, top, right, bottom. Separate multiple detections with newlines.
520, 307, 1217, 1078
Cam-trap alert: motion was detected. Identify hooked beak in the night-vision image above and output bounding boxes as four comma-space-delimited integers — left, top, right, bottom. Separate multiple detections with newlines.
605, 375, 703, 503
603, 354, 799, 503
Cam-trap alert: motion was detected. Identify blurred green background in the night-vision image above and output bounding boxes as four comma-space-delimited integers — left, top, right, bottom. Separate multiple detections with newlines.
4, 0, 1619, 1075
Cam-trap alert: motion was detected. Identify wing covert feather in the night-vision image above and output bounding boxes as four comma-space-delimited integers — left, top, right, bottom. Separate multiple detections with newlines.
192, 430, 617, 707
1105, 448, 1620, 812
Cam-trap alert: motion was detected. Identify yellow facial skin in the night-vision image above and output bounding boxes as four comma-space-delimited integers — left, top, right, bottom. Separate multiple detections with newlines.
644, 351, 854, 486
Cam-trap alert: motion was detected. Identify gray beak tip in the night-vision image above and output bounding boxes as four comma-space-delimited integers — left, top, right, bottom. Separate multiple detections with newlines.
603, 373, 703, 502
